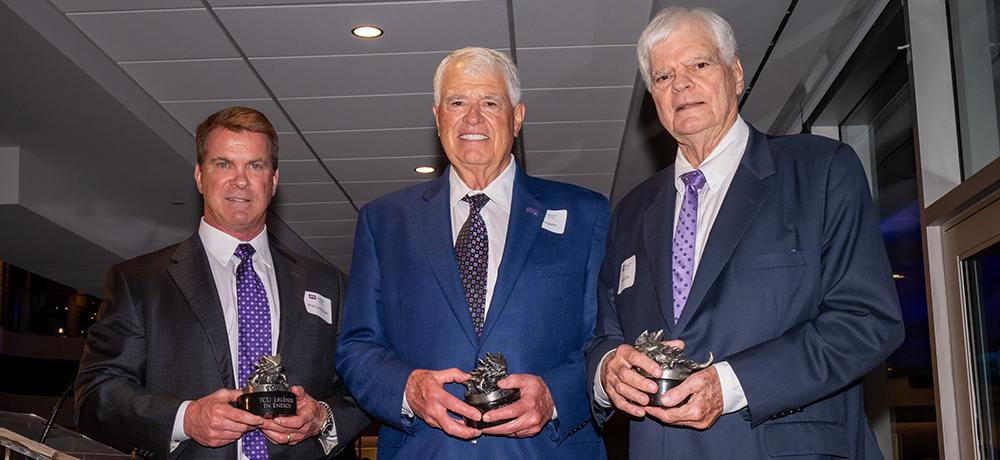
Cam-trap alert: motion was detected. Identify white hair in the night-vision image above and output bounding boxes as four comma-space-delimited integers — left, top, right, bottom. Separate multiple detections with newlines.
433, 47, 522, 105
637, 7, 738, 91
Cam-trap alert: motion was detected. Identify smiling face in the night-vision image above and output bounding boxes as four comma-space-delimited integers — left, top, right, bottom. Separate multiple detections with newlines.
195, 128, 278, 240
432, 61, 525, 188
648, 20, 744, 155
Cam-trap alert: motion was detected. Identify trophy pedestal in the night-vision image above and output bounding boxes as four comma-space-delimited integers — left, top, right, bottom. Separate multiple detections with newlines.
464, 388, 520, 429
639, 369, 689, 407
236, 390, 296, 417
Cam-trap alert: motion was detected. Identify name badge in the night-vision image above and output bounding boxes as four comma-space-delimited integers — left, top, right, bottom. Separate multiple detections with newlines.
618, 255, 636, 294
303, 291, 332, 324
542, 209, 567, 234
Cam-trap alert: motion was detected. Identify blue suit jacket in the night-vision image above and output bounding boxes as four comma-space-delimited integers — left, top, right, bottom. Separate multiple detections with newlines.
585, 125, 905, 459
336, 165, 610, 459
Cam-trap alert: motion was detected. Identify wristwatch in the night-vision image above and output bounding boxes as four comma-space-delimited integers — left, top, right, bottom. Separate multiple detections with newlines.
318, 401, 335, 437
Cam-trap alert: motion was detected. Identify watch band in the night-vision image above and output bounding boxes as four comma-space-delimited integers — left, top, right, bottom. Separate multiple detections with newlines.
319, 401, 335, 437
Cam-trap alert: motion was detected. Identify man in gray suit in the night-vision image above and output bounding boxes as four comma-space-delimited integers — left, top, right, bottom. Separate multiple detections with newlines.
75, 107, 368, 460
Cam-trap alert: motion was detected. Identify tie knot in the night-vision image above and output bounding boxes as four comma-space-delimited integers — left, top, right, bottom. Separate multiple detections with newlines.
680, 169, 706, 192
234, 243, 256, 262
463, 193, 490, 213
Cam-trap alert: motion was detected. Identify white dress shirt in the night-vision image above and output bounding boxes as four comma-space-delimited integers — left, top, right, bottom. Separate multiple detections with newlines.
170, 219, 337, 456
594, 116, 751, 415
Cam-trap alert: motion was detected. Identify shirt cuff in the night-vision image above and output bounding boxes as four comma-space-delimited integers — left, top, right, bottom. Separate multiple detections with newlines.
401, 393, 414, 418
315, 401, 339, 455
713, 361, 748, 414
592, 350, 616, 408
170, 400, 192, 452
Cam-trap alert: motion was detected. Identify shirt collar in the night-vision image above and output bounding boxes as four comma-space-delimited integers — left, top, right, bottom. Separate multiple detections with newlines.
198, 218, 273, 269
448, 154, 516, 214
674, 115, 749, 191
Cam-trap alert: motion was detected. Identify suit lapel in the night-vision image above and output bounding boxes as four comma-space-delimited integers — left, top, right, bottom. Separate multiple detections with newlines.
642, 168, 679, 332
419, 172, 481, 347
273, 244, 306, 355
480, 168, 545, 342
675, 126, 776, 333
167, 234, 236, 388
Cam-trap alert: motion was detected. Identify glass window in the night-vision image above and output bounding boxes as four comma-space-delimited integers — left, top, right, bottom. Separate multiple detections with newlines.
950, 0, 1000, 178
963, 240, 1000, 459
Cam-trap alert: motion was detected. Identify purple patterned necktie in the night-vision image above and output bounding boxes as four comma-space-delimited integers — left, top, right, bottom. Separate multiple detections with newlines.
455, 194, 490, 337
672, 170, 706, 324
235, 243, 271, 460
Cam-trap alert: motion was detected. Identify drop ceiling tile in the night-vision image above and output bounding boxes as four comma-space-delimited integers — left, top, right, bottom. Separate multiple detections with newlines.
533, 173, 614, 194
513, 0, 652, 47
341, 180, 429, 202
269, 202, 357, 222
524, 149, 620, 175
214, 1, 509, 57
287, 220, 358, 237
517, 46, 639, 89
53, 0, 203, 12
161, 99, 294, 133
520, 87, 632, 122
303, 128, 442, 160
66, 9, 239, 61
323, 156, 448, 182
301, 235, 354, 254
278, 133, 315, 161
277, 159, 334, 184
280, 94, 435, 132
521, 121, 626, 151
120, 59, 268, 101
325, 255, 353, 272
275, 182, 348, 203
252, 51, 450, 98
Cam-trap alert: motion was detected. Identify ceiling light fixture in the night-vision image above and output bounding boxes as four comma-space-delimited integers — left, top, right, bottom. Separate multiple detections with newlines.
352, 26, 383, 38
415, 166, 436, 174
893, 274, 905, 279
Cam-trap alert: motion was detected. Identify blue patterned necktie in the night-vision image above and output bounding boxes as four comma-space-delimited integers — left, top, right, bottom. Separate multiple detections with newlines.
235, 243, 270, 460
455, 194, 490, 337
672, 170, 706, 324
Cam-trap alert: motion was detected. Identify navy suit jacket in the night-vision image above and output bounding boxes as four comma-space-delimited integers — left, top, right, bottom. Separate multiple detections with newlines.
585, 125, 905, 459
76, 233, 370, 460
335, 165, 610, 459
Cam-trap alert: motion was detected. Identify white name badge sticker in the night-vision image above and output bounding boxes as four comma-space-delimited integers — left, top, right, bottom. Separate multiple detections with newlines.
303, 291, 332, 324
618, 255, 636, 294
542, 209, 568, 234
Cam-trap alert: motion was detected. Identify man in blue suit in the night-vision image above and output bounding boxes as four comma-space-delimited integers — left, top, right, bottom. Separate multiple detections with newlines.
335, 47, 610, 458
586, 7, 905, 459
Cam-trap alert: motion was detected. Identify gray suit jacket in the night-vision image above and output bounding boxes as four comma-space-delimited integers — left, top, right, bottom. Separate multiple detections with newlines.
75, 233, 369, 460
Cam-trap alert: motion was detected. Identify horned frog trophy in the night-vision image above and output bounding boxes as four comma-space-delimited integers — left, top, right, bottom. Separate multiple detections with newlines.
236, 354, 296, 417
462, 352, 521, 429
634, 330, 713, 407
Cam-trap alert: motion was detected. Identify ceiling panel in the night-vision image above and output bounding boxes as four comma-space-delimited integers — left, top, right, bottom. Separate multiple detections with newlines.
323, 157, 447, 182
252, 51, 451, 98
524, 149, 620, 175
277, 133, 317, 161
517, 45, 638, 89
303, 128, 442, 160
280, 94, 435, 132
268, 202, 357, 222
286, 220, 358, 237
300, 235, 354, 254
521, 121, 625, 151
120, 59, 268, 101
52, 0, 203, 12
66, 9, 239, 61
513, 0, 653, 47
276, 159, 336, 183
274, 182, 348, 203
162, 99, 294, 133
533, 173, 614, 193
520, 87, 632, 122
214, 1, 510, 57
341, 180, 429, 202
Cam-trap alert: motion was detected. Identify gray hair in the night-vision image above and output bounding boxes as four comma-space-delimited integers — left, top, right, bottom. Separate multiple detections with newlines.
637, 7, 738, 91
433, 47, 522, 106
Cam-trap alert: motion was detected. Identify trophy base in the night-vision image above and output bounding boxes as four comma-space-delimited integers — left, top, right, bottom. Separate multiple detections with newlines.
464, 388, 520, 429
637, 369, 689, 407
236, 391, 296, 417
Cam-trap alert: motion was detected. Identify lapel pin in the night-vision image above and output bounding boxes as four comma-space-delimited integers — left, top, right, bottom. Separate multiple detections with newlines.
526, 207, 538, 216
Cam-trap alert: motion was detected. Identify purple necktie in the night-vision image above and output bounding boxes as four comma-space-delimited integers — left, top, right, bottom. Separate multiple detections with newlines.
455, 194, 490, 337
235, 244, 270, 460
672, 170, 706, 324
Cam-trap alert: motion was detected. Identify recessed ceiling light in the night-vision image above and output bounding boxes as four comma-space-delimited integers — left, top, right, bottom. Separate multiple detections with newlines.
415, 166, 436, 174
892, 274, 905, 279
352, 26, 383, 38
